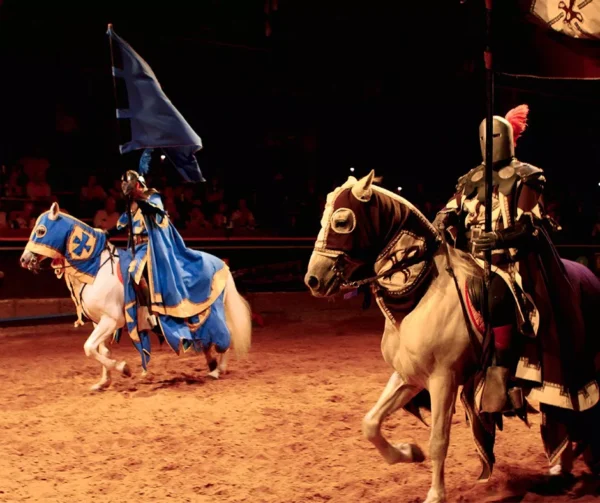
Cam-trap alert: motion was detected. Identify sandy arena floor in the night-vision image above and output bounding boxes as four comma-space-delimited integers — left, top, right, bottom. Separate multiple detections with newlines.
0, 301, 599, 503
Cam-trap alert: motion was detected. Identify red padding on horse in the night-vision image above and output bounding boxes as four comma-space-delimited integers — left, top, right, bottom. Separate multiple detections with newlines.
493, 325, 513, 351
464, 283, 485, 335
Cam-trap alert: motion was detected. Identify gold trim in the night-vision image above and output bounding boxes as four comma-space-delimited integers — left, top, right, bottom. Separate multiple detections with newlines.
133, 251, 149, 285
151, 265, 230, 318
25, 241, 62, 259
156, 212, 169, 229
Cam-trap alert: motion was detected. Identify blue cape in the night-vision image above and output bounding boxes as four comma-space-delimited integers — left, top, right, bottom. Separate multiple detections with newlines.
134, 193, 229, 318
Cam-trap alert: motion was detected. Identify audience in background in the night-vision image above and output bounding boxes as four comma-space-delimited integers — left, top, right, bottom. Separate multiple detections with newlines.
80, 175, 107, 202
185, 206, 213, 232
26, 171, 52, 201
93, 197, 120, 230
0, 155, 599, 248
4, 167, 25, 198
212, 202, 230, 229
12, 201, 36, 229
231, 198, 255, 229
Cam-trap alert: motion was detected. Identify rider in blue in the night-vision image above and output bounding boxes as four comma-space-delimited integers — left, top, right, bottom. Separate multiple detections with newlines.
105, 169, 231, 355
106, 170, 161, 328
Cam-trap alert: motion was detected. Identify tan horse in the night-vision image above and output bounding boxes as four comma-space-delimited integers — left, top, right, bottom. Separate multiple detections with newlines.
304, 171, 600, 503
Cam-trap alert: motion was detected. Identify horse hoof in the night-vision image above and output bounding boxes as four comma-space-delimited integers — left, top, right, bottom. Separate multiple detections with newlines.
423, 488, 446, 503
116, 361, 132, 377
388, 443, 425, 464
207, 369, 220, 380
409, 443, 426, 463
90, 381, 111, 392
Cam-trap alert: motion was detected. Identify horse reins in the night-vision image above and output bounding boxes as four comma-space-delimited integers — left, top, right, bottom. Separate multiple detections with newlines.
31, 241, 119, 275
438, 223, 482, 361
330, 251, 435, 290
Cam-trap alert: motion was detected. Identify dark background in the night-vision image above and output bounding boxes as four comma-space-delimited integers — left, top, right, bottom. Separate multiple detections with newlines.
1, 0, 598, 204
1, 0, 599, 300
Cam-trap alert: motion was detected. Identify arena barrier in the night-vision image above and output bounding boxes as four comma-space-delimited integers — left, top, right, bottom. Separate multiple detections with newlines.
1, 236, 598, 326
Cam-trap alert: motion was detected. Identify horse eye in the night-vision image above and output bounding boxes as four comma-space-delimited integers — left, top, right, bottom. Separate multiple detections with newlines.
35, 225, 47, 238
330, 208, 356, 234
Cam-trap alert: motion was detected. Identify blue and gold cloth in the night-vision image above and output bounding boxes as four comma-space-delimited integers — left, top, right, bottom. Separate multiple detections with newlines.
26, 210, 108, 283
25, 204, 231, 371
114, 192, 231, 368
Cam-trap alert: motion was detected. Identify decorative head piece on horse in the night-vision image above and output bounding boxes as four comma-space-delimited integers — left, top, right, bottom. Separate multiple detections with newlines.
307, 170, 440, 300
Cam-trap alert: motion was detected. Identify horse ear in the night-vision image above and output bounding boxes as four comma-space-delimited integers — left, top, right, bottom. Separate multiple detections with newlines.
48, 202, 60, 221
351, 170, 375, 202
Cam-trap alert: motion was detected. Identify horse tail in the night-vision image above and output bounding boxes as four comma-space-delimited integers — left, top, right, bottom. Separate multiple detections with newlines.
224, 270, 252, 357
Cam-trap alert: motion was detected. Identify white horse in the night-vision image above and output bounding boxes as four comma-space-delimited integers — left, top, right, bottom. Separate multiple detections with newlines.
20, 202, 252, 391
305, 172, 600, 503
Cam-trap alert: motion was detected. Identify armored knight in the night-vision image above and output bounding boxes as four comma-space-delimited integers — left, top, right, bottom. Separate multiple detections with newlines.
434, 105, 569, 414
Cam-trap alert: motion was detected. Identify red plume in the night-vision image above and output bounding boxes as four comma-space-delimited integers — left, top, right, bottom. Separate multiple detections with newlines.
505, 104, 529, 145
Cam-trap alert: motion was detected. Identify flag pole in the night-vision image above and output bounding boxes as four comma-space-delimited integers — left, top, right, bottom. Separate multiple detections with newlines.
107, 23, 136, 257
483, 0, 494, 361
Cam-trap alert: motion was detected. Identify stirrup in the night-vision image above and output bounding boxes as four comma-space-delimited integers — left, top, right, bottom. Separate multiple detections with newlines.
480, 366, 510, 413
147, 314, 158, 328
508, 386, 524, 410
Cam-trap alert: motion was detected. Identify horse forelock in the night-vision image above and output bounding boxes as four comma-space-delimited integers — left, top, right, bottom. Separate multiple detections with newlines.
370, 185, 437, 236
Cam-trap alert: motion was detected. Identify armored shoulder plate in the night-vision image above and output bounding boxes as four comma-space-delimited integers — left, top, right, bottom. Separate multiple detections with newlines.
456, 165, 483, 195
514, 161, 544, 180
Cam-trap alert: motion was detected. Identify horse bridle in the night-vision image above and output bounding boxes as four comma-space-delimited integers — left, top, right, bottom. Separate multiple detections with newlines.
321, 248, 435, 290
25, 241, 118, 275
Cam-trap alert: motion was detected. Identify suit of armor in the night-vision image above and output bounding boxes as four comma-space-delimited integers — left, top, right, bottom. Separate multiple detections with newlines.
434, 105, 557, 412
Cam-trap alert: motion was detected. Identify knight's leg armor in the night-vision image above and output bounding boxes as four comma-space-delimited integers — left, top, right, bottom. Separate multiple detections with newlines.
133, 276, 151, 308
133, 271, 157, 329
481, 274, 521, 413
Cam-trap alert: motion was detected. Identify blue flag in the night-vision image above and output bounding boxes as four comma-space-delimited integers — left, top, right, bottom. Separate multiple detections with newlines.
107, 25, 205, 182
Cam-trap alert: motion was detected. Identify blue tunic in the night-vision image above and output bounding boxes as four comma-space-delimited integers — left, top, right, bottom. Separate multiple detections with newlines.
114, 192, 231, 367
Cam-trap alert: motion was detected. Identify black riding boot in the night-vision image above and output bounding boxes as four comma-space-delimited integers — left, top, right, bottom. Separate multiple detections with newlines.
133, 276, 157, 328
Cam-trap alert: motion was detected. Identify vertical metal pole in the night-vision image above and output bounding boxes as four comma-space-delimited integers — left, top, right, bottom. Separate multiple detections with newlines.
483, 0, 494, 360
108, 24, 136, 257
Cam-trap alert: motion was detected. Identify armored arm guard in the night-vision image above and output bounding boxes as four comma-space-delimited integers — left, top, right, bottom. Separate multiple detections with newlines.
137, 199, 164, 216
136, 191, 166, 216
494, 218, 537, 250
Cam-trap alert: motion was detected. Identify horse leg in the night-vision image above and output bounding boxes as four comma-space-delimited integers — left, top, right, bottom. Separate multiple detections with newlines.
362, 371, 424, 464
218, 349, 230, 375
83, 316, 130, 390
204, 346, 220, 380
424, 372, 458, 503
90, 341, 113, 391
549, 440, 573, 477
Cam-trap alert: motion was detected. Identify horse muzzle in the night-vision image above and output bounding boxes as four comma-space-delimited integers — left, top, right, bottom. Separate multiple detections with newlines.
305, 250, 358, 298
20, 250, 41, 273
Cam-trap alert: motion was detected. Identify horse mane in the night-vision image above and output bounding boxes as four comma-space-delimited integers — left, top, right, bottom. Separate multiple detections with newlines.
369, 181, 482, 280
445, 245, 483, 280
370, 184, 438, 236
